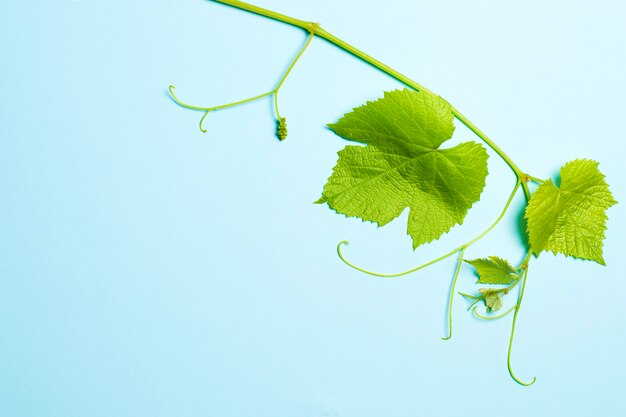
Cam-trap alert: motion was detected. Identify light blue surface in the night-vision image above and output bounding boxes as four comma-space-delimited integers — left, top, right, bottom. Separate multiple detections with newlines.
1, 0, 625, 415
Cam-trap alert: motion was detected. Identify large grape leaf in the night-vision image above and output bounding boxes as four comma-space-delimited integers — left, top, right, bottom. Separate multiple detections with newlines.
524, 159, 617, 265
316, 89, 488, 249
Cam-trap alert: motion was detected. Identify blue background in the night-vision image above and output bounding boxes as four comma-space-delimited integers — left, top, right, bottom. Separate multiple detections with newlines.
1, 0, 625, 415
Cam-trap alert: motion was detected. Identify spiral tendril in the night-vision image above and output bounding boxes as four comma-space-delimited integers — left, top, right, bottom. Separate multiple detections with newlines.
169, 32, 314, 135
472, 305, 517, 320
199, 111, 210, 133
337, 240, 460, 278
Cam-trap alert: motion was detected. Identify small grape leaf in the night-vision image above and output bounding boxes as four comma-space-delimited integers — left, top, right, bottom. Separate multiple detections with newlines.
465, 256, 518, 285
316, 89, 489, 249
479, 288, 503, 312
524, 159, 617, 265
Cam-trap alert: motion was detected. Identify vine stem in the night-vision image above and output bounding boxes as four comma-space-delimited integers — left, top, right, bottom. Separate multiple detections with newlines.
507, 256, 536, 386
441, 247, 465, 341
212, 0, 532, 200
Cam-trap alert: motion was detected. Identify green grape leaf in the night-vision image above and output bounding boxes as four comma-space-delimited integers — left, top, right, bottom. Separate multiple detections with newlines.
479, 288, 503, 312
316, 89, 489, 249
465, 256, 518, 285
524, 159, 617, 265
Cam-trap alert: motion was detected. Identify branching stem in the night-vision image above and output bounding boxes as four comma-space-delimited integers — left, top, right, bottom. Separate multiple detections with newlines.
526, 175, 546, 184
169, 86, 273, 132
169, 27, 314, 133
274, 32, 314, 119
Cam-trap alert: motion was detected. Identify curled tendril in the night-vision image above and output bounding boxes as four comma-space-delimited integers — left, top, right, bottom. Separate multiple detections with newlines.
169, 32, 315, 135
466, 297, 483, 312
337, 240, 461, 278
169, 85, 213, 133
509, 348, 537, 387
168, 85, 275, 134
472, 305, 517, 320
169, 85, 208, 111
199, 111, 210, 133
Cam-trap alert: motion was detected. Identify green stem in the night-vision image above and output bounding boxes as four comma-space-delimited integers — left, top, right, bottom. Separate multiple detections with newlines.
215, 0, 313, 29
274, 32, 314, 119
494, 275, 522, 296
442, 248, 466, 341
214, 2, 433, 92
274, 94, 281, 119
507, 267, 536, 386
275, 32, 314, 91
463, 180, 521, 248
212, 0, 532, 200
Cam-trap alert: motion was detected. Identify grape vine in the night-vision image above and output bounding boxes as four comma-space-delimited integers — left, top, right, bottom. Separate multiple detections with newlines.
169, 0, 617, 386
